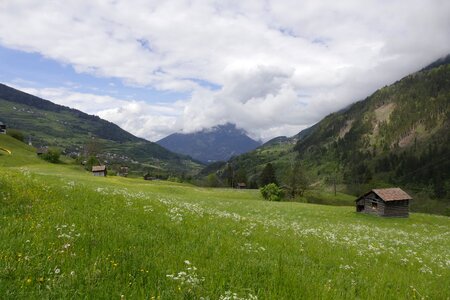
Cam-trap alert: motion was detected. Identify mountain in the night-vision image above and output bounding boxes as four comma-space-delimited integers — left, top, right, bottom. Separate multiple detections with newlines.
157, 123, 261, 163
203, 55, 450, 214
0, 83, 202, 175
293, 57, 450, 210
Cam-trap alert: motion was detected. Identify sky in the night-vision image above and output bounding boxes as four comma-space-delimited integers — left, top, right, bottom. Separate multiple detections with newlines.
0, 1, 449, 142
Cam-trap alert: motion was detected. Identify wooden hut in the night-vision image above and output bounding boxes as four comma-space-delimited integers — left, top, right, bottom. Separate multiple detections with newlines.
118, 166, 129, 177
0, 121, 6, 134
92, 165, 107, 177
143, 173, 155, 181
36, 147, 49, 155
236, 182, 247, 189
355, 188, 412, 217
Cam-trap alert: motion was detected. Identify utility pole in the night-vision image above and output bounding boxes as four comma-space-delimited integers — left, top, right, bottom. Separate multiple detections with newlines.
333, 173, 337, 196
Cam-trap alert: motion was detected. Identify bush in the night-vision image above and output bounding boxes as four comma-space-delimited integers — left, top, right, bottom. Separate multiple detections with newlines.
7, 129, 25, 142
260, 183, 283, 201
167, 176, 182, 183
41, 148, 61, 163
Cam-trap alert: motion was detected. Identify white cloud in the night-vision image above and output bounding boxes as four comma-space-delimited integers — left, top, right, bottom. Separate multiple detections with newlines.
1, 0, 450, 141
10, 84, 181, 141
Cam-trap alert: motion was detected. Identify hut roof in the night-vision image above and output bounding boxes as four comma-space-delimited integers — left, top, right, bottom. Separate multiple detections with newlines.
357, 188, 412, 202
36, 147, 48, 154
92, 165, 106, 172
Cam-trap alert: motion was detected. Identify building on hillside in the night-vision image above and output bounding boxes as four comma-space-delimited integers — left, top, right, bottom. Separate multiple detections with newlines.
92, 165, 107, 177
118, 166, 129, 177
0, 121, 6, 134
355, 188, 411, 217
236, 182, 247, 189
36, 147, 49, 155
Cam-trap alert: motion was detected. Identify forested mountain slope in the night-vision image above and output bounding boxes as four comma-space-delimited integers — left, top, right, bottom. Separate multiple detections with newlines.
206, 56, 450, 214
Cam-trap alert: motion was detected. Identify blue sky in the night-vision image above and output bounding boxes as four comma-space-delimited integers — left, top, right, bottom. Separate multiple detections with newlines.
0, 45, 189, 103
0, 1, 449, 141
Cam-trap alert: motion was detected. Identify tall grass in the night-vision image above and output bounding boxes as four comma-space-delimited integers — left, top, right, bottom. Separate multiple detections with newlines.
0, 135, 449, 299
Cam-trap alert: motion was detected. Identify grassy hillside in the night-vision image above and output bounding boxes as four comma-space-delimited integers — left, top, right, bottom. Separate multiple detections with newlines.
1, 135, 449, 299
0, 84, 202, 175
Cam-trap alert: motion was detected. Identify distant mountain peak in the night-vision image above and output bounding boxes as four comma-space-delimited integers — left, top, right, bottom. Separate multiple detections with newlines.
157, 123, 261, 163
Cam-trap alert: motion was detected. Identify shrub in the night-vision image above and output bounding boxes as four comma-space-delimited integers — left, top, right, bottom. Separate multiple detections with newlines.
41, 147, 61, 163
6, 129, 25, 142
260, 183, 283, 201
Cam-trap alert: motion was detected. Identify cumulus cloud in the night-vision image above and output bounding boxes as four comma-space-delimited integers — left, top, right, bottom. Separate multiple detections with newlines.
11, 84, 181, 140
1, 0, 449, 141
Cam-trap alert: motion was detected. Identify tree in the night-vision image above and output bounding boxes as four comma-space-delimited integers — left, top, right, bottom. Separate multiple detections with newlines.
225, 163, 234, 187
259, 163, 278, 186
260, 183, 283, 201
7, 129, 25, 142
84, 155, 99, 171
84, 137, 101, 157
206, 173, 220, 187
41, 147, 61, 163
283, 160, 309, 199
234, 168, 247, 186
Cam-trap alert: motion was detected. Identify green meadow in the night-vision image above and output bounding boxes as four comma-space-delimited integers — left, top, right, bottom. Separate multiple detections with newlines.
0, 134, 449, 299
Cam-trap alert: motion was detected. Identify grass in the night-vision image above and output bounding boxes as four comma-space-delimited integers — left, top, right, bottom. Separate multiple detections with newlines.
0, 134, 449, 299
299, 190, 356, 206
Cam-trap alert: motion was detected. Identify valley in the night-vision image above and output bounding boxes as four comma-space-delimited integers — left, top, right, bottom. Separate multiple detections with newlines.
0, 134, 449, 299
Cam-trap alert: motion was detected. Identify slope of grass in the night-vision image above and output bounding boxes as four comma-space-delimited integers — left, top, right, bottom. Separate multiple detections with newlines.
0, 137, 449, 299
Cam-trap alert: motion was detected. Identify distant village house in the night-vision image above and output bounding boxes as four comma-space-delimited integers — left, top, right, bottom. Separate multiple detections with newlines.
92, 165, 107, 177
36, 147, 49, 155
356, 188, 412, 217
236, 182, 247, 189
0, 121, 6, 134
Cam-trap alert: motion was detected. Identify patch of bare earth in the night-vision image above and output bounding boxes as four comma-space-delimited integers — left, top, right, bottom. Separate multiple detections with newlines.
374, 103, 396, 123
339, 120, 354, 138
373, 102, 396, 136
398, 130, 416, 148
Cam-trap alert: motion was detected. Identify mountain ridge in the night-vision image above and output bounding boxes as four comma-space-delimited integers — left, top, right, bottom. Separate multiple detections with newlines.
157, 123, 261, 163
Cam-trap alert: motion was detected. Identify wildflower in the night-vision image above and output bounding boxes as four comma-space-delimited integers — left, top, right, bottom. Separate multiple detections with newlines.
54, 267, 61, 274
166, 261, 204, 288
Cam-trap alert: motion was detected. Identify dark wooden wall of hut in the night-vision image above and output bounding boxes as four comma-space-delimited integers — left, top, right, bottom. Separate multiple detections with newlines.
356, 192, 409, 217
383, 200, 409, 217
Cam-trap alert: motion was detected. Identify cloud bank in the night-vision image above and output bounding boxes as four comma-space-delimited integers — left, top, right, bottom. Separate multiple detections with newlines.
1, 1, 449, 141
